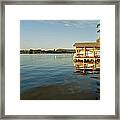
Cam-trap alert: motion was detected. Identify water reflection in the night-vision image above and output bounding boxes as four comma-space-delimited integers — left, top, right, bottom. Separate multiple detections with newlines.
72, 59, 100, 99
73, 60, 100, 75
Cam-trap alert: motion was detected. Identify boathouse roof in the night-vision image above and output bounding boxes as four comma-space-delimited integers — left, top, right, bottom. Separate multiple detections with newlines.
73, 39, 100, 48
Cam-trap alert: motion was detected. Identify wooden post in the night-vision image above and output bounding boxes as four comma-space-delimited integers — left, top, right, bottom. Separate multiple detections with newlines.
84, 47, 86, 57
94, 47, 96, 70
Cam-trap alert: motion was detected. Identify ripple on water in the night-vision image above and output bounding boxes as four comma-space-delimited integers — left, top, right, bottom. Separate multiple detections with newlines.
20, 54, 100, 99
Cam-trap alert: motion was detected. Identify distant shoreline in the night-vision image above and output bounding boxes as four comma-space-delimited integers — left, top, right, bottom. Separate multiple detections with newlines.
20, 48, 75, 54
20, 53, 74, 54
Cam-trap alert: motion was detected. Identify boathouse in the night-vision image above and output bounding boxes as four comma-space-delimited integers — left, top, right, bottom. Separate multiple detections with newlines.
73, 38, 100, 71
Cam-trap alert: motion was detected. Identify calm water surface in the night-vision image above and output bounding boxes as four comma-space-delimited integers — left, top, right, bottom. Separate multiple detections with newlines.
20, 54, 100, 99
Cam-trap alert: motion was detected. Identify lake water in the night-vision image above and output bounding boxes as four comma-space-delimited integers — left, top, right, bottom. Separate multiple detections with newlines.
20, 54, 100, 100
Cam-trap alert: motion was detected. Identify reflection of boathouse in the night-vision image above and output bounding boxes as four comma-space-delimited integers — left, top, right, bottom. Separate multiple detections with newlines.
73, 38, 100, 72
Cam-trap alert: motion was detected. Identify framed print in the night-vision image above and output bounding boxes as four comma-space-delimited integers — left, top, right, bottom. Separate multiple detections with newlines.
0, 0, 119, 119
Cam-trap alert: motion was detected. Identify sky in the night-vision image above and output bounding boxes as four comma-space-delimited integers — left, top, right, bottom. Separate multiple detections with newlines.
20, 20, 100, 49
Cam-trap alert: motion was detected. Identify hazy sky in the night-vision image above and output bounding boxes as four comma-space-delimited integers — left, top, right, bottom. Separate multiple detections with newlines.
20, 20, 100, 49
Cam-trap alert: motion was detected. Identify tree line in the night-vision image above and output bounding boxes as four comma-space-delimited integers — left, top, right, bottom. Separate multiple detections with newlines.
20, 49, 75, 54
